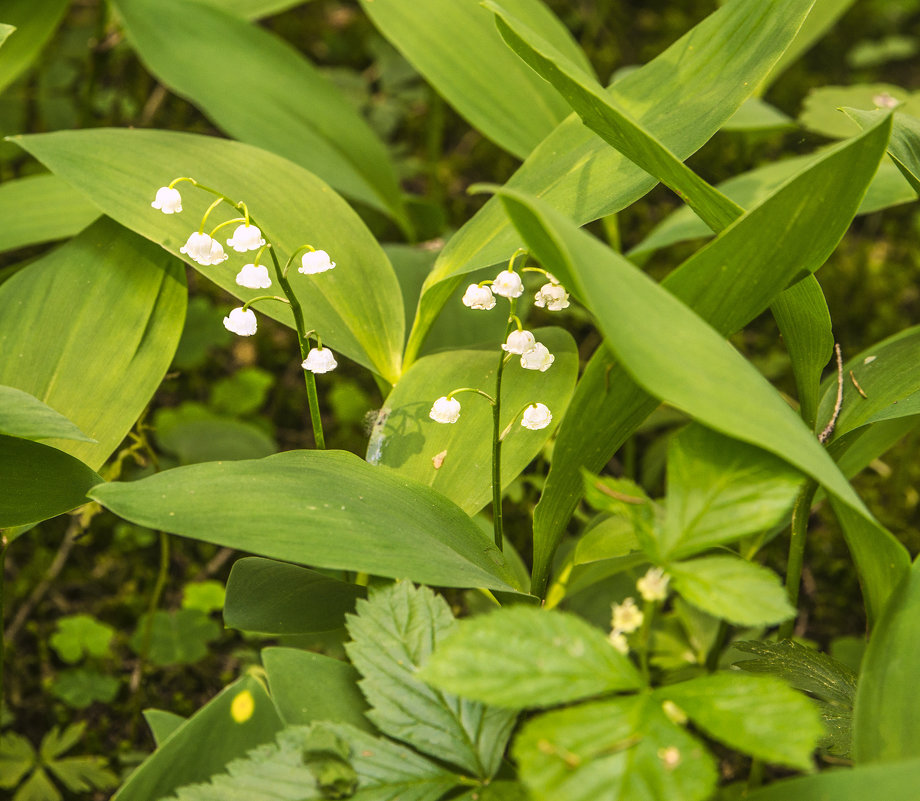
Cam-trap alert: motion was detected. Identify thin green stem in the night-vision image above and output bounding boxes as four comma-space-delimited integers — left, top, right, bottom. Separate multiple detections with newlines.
637, 599, 656, 682
0, 534, 7, 714
491, 302, 517, 551
778, 479, 818, 640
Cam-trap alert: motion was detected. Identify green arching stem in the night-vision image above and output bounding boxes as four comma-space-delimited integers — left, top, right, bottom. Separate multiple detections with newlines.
446, 387, 496, 405
208, 216, 246, 238
241, 295, 289, 311
198, 196, 225, 234
778, 479, 818, 640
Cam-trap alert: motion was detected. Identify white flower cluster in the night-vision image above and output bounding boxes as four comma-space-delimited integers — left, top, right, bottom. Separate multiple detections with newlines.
462, 270, 570, 314
607, 568, 671, 655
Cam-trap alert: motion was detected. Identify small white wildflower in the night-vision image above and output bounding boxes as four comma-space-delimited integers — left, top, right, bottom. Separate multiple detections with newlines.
658, 746, 681, 770
151, 186, 182, 214
662, 700, 687, 726
180, 232, 228, 266
226, 224, 266, 252
611, 597, 644, 633
223, 307, 257, 336
461, 284, 496, 310
299, 250, 336, 275
609, 631, 629, 654
430, 396, 461, 424
873, 92, 899, 109
520, 342, 554, 372
502, 329, 536, 355
302, 347, 337, 374
521, 403, 552, 431
235, 263, 272, 289
637, 566, 671, 603
491, 270, 524, 299
534, 282, 570, 311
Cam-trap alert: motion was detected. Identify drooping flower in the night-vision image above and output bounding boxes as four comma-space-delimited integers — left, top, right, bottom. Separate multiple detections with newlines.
223, 307, 257, 336
302, 347, 338, 374
180, 232, 228, 266
534, 282, 570, 311
430, 396, 461, 424
611, 597, 644, 633
235, 263, 272, 289
151, 186, 182, 214
637, 566, 671, 602
521, 403, 552, 431
226, 224, 266, 252
491, 269, 524, 299
502, 329, 536, 355
461, 284, 496, 310
299, 250, 336, 275
520, 342, 554, 372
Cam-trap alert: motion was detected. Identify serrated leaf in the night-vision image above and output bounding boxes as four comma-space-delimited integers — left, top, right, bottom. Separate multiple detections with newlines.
50, 669, 120, 710
421, 606, 644, 710
655, 672, 823, 770
669, 556, 794, 626
49, 614, 115, 663
129, 609, 221, 667
345, 582, 515, 778
13, 767, 60, 801
0, 732, 35, 789
45, 755, 118, 793
39, 723, 85, 761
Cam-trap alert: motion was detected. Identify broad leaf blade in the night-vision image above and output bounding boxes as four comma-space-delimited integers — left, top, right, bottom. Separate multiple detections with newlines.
0, 386, 94, 442
0, 0, 69, 94
89, 450, 522, 592
345, 582, 514, 778
745, 759, 920, 801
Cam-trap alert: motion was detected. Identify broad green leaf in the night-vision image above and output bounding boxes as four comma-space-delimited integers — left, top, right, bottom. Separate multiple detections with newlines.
853, 555, 920, 763
89, 450, 522, 592
200, 0, 309, 19
829, 498, 910, 628
0, 174, 100, 253
421, 606, 644, 709
154, 405, 277, 465
0, 217, 186, 471
770, 275, 834, 429
656, 673, 823, 770
745, 759, 920, 801
669, 556, 794, 626
404, 0, 816, 362
722, 97, 793, 131
51, 668, 120, 710
113, 0, 408, 229
224, 558, 364, 635
182, 581, 225, 613
113, 676, 284, 801
49, 614, 115, 663
367, 327, 577, 515
0, 435, 103, 527
662, 424, 802, 560
359, 0, 592, 159
0, 24, 13, 48
13, 130, 404, 384
129, 609, 221, 667
262, 648, 371, 731
210, 368, 274, 417
816, 326, 920, 441
831, 416, 920, 482
799, 84, 920, 139
0, 0, 69, 94
488, 2, 743, 233
513, 696, 717, 801
346, 582, 515, 777
847, 107, 920, 194
143, 710, 187, 746
0, 386, 94, 443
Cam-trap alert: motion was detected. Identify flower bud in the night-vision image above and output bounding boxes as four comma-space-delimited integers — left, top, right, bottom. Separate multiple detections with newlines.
521, 402, 552, 431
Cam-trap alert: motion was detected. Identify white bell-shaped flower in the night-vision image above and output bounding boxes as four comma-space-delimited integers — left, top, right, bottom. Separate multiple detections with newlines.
501, 329, 536, 355
429, 396, 461, 424
151, 186, 182, 214
226, 224, 266, 252
180, 232, 228, 266
302, 347, 338, 374
534, 282, 570, 311
520, 342, 554, 372
299, 250, 336, 275
235, 263, 272, 289
491, 269, 524, 299
461, 284, 496, 310
223, 307, 257, 336
521, 402, 552, 431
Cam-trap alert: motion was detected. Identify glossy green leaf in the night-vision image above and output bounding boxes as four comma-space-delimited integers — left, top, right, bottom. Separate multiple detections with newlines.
113, 0, 407, 228
0, 217, 186, 470
359, 0, 592, 159
404, 0, 816, 362
0, 174, 100, 253
421, 606, 644, 709
346, 582, 514, 777
224, 558, 364, 635
202, 0, 312, 21
114, 676, 284, 801
89, 450, 522, 592
722, 97, 794, 131
262, 648, 370, 731
488, 1, 743, 232
662, 424, 802, 560
0, 24, 13, 48
13, 129, 404, 383
745, 759, 920, 801
799, 84, 920, 139
847, 107, 920, 194
513, 696, 717, 801
656, 673, 823, 770
669, 556, 794, 626
0, 0, 69, 94
0, 385, 94, 443
853, 555, 920, 763
0, 435, 103, 527
154, 406, 277, 465
143, 710, 187, 746
367, 326, 577, 514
